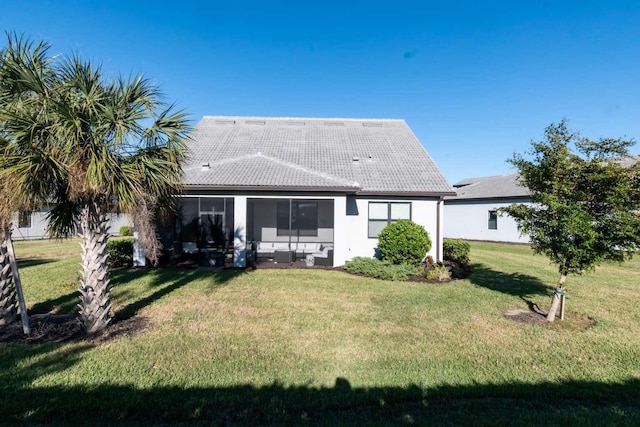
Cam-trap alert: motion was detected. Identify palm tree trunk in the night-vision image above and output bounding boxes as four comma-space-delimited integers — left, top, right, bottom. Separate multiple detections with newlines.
0, 235, 18, 326
78, 201, 112, 334
546, 274, 567, 322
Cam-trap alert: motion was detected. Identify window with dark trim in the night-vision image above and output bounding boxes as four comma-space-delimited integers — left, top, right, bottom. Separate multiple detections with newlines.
488, 210, 498, 230
368, 202, 411, 238
18, 211, 32, 228
277, 200, 319, 236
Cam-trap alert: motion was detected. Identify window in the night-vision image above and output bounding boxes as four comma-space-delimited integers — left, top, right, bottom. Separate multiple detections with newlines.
488, 210, 498, 230
368, 202, 411, 238
18, 211, 32, 228
277, 200, 318, 236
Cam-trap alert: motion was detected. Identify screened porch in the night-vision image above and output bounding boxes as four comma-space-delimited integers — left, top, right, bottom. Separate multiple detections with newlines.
246, 198, 335, 265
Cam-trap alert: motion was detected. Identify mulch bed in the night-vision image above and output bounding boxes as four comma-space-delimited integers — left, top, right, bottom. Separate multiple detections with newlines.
503, 308, 596, 329
407, 260, 472, 283
503, 308, 548, 324
0, 314, 151, 344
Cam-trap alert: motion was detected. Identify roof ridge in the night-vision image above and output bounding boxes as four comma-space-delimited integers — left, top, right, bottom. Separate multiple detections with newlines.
254, 153, 361, 187
201, 115, 404, 122
204, 153, 361, 188
458, 172, 519, 181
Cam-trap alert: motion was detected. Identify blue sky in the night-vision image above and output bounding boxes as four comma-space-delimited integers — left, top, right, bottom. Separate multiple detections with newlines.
2, 0, 639, 183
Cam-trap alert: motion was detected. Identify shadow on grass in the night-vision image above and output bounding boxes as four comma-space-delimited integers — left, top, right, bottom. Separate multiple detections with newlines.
112, 267, 250, 322
0, 341, 93, 386
30, 291, 78, 315
28, 266, 250, 322
2, 374, 639, 425
16, 258, 55, 269
470, 263, 552, 312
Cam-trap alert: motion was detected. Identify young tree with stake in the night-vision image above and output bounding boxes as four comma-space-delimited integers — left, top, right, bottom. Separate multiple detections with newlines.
503, 120, 640, 321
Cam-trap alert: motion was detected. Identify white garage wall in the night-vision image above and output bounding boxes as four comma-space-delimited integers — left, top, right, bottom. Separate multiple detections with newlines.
11, 210, 132, 240
444, 199, 530, 244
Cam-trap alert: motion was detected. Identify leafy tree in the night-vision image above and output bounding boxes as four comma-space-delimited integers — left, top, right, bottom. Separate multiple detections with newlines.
0, 34, 190, 334
503, 120, 640, 321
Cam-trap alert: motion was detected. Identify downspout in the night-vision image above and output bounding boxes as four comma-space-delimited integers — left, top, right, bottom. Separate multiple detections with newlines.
436, 197, 443, 262
288, 199, 293, 265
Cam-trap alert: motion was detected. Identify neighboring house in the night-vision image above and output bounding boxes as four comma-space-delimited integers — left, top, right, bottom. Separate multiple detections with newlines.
444, 173, 531, 244
11, 207, 130, 240
162, 116, 455, 267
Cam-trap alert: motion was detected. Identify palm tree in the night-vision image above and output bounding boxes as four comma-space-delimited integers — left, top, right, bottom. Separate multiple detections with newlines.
0, 34, 190, 334
0, 198, 30, 334
0, 34, 53, 332
0, 180, 19, 327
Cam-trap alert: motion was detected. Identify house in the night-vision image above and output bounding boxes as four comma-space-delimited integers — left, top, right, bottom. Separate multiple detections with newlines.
161, 116, 455, 267
444, 173, 531, 244
11, 208, 130, 240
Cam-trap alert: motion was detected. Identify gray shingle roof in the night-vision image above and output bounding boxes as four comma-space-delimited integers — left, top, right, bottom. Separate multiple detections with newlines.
448, 172, 530, 200
449, 155, 640, 201
184, 116, 454, 195
186, 153, 360, 190
613, 155, 640, 168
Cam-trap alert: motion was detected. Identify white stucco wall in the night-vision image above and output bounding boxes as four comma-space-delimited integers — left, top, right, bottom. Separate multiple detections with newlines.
11, 210, 131, 240
332, 195, 348, 266
444, 198, 531, 244
344, 196, 442, 263
108, 213, 132, 235
11, 210, 50, 240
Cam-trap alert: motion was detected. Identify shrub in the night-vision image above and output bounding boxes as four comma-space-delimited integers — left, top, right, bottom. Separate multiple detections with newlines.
443, 238, 470, 265
119, 225, 134, 236
425, 265, 452, 281
108, 238, 134, 267
378, 220, 431, 265
343, 257, 417, 281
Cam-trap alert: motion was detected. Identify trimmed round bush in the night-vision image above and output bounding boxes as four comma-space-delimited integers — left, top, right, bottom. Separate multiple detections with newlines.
378, 220, 431, 265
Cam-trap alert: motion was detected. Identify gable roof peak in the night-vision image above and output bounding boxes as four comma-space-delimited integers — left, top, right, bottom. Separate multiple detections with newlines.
186, 115, 454, 195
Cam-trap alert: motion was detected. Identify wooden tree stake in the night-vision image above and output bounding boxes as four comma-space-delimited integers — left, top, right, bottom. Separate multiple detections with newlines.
5, 236, 29, 334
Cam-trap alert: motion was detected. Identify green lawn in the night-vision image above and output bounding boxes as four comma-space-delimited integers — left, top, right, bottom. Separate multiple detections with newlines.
1, 239, 639, 425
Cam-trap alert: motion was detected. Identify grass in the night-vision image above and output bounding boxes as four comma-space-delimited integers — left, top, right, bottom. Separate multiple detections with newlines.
1, 239, 640, 425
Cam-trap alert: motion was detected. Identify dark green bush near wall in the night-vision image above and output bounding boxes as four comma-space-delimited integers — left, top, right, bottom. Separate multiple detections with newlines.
343, 257, 417, 281
378, 220, 432, 265
443, 238, 471, 265
108, 238, 134, 267
119, 225, 134, 236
